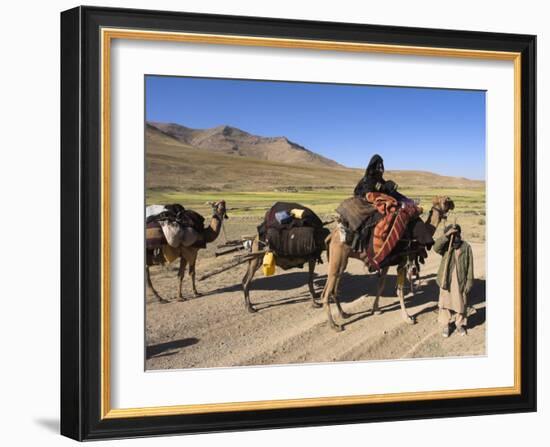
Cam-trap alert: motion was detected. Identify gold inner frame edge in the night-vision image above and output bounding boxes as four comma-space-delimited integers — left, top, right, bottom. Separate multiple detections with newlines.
100, 27, 522, 420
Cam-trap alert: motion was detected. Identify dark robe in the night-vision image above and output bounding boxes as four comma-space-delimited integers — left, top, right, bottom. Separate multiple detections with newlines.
354, 154, 400, 198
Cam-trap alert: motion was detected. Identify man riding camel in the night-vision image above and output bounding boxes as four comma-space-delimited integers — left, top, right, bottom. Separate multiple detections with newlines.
354, 154, 409, 203
354, 154, 434, 248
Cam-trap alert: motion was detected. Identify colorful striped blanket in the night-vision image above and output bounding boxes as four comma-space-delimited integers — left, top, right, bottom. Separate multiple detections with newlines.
364, 192, 420, 271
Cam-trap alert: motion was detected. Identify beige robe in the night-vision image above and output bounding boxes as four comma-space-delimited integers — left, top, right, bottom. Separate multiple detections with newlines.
438, 250, 467, 327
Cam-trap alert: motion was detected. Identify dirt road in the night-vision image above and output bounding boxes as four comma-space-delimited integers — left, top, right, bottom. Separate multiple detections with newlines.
145, 239, 486, 370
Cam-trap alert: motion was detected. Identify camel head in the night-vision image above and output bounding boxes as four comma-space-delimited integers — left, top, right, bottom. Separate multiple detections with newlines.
437, 196, 455, 213
211, 200, 228, 220
432, 195, 455, 218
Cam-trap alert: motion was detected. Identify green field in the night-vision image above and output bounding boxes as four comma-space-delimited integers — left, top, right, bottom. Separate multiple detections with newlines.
146, 186, 486, 243
147, 187, 484, 214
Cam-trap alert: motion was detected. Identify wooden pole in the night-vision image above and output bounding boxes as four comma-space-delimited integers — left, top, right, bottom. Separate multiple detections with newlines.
215, 246, 244, 257
198, 252, 264, 281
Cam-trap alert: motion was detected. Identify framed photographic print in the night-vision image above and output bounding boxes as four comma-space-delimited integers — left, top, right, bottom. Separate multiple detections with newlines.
60, 6, 536, 441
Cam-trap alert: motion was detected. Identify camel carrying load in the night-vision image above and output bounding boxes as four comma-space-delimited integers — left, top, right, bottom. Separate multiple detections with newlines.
335, 192, 432, 272
145, 201, 228, 303
198, 202, 331, 313
241, 202, 331, 312
321, 194, 455, 331
146, 204, 206, 256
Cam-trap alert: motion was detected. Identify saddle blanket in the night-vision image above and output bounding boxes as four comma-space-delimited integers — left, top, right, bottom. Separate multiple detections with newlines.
364, 192, 421, 271
336, 196, 378, 232
146, 221, 166, 249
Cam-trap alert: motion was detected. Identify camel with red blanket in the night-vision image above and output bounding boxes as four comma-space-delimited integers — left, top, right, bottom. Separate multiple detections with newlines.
321, 195, 454, 331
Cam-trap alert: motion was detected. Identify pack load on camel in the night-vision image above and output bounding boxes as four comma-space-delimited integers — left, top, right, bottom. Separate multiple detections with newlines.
257, 202, 330, 264
336, 192, 433, 272
146, 204, 207, 253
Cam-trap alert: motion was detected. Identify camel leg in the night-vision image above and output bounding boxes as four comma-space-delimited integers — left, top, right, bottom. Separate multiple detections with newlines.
331, 253, 350, 319
188, 250, 202, 298
321, 237, 344, 331
308, 258, 321, 307
320, 267, 340, 330
397, 266, 416, 325
323, 280, 343, 332
372, 267, 389, 315
242, 256, 261, 313
177, 257, 188, 301
332, 259, 349, 319
146, 265, 169, 304
189, 262, 202, 298
332, 272, 349, 320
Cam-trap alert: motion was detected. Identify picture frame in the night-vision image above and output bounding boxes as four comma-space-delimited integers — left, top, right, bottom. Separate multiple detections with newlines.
60, 5, 536, 441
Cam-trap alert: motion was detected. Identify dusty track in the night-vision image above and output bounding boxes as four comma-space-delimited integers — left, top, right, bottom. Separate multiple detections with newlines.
146, 243, 486, 370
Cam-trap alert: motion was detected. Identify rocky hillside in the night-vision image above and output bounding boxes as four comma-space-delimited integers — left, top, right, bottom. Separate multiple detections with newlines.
148, 122, 342, 168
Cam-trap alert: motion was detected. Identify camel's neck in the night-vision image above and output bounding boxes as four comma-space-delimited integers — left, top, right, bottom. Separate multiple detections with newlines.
424, 207, 445, 236
202, 215, 223, 243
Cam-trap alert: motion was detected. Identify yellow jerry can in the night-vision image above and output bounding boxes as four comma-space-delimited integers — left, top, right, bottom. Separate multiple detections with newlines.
262, 251, 276, 276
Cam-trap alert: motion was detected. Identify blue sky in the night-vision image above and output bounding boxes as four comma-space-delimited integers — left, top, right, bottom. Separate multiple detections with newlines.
146, 76, 486, 180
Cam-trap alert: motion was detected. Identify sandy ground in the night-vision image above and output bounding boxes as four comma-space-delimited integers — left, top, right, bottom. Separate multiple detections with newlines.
145, 222, 486, 371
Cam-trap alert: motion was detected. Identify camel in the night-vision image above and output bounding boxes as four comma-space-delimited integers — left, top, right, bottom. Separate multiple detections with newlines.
320, 195, 454, 331
146, 200, 227, 303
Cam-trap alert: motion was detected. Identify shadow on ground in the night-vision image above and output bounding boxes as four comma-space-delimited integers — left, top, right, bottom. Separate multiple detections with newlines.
146, 337, 199, 359
213, 271, 314, 294
163, 266, 486, 329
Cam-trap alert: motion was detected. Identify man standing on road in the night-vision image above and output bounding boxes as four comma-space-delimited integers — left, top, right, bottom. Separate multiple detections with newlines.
434, 224, 474, 338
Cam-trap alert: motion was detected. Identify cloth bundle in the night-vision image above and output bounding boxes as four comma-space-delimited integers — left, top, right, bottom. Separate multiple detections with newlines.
335, 196, 379, 232
260, 202, 323, 234
258, 202, 328, 258
159, 220, 199, 248
146, 221, 166, 249
365, 193, 421, 270
336, 192, 426, 271
266, 226, 318, 257
146, 204, 205, 249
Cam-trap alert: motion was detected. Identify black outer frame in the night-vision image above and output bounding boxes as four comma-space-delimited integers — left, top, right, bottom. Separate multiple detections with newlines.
60, 6, 537, 441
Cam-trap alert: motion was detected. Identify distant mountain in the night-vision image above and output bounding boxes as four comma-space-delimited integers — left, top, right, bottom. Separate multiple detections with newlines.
147, 122, 343, 168
145, 124, 485, 194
